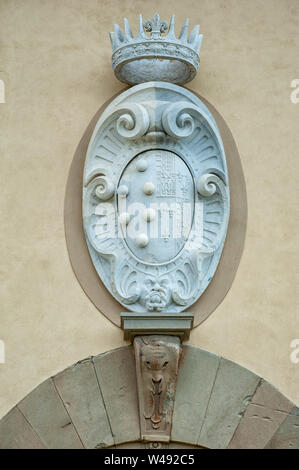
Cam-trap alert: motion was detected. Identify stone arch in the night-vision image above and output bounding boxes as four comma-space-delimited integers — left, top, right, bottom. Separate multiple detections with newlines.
0, 345, 297, 449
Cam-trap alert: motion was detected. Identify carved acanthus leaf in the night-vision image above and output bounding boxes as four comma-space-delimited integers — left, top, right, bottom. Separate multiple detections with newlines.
172, 259, 198, 306
110, 258, 141, 304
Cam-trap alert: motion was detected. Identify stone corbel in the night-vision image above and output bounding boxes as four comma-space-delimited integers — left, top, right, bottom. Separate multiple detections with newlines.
134, 335, 182, 444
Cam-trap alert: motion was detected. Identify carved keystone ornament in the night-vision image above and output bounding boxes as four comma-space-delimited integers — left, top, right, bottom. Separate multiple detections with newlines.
82, 14, 230, 443
134, 336, 181, 443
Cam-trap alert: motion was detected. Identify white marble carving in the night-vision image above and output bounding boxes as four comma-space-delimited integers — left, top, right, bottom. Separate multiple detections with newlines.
110, 13, 203, 85
83, 82, 230, 313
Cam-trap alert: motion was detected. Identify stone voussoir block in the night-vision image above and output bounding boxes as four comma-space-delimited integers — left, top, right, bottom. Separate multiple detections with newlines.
265, 406, 299, 449
53, 358, 114, 449
171, 345, 220, 445
92, 346, 140, 445
197, 356, 261, 449
228, 379, 295, 449
0, 407, 46, 449
18, 378, 84, 449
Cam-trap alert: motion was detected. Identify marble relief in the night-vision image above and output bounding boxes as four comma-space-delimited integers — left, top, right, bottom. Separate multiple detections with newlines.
82, 82, 230, 313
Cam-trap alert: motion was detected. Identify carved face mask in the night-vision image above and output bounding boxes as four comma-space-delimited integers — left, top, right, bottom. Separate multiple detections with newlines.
140, 277, 171, 312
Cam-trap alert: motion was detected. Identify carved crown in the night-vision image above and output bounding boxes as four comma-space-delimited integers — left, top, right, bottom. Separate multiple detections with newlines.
110, 13, 203, 85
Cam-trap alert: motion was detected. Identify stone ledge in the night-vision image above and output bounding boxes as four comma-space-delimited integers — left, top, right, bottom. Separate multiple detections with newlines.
120, 312, 194, 341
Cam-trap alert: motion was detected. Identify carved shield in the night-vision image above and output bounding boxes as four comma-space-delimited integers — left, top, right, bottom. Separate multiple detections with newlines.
83, 82, 230, 313
118, 149, 194, 264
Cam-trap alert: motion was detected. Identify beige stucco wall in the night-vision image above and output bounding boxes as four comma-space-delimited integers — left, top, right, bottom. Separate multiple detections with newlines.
0, 0, 298, 419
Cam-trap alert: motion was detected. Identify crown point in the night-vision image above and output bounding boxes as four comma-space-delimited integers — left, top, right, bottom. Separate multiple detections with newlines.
109, 31, 117, 49
188, 24, 200, 46
137, 13, 146, 39
179, 18, 190, 42
167, 14, 176, 39
195, 34, 203, 53
124, 17, 133, 40
114, 23, 124, 43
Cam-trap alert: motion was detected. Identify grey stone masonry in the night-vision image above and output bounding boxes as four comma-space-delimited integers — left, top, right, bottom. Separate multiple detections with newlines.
93, 346, 140, 444
54, 358, 114, 448
0, 345, 297, 448
18, 379, 84, 449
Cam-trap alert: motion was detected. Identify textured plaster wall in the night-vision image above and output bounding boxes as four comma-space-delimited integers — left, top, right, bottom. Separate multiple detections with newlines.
0, 0, 298, 419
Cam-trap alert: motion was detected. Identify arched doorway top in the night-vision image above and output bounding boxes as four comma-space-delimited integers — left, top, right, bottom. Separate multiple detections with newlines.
0, 345, 297, 449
